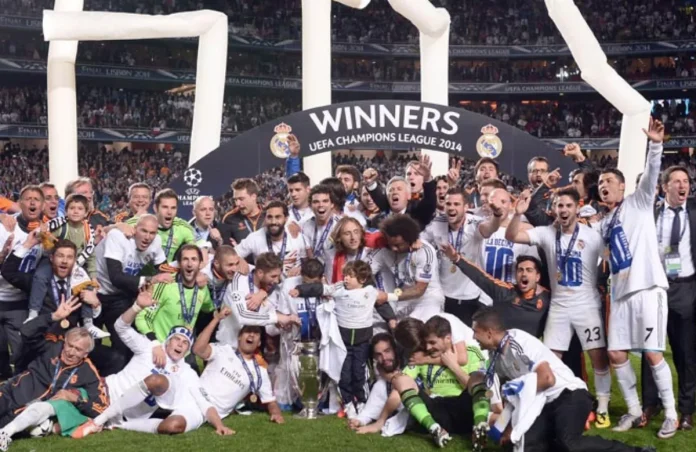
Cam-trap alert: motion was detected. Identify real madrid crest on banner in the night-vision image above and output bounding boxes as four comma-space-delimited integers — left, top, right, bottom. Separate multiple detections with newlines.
270, 122, 299, 159
476, 124, 503, 159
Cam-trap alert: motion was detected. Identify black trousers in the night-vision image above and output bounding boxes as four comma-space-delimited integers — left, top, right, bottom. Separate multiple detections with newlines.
94, 294, 134, 374
0, 302, 27, 375
641, 278, 696, 415
444, 296, 483, 327
507, 389, 638, 452
339, 341, 370, 404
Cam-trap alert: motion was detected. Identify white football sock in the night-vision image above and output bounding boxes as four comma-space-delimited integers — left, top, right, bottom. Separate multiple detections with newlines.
95, 380, 149, 426
613, 360, 642, 417
2, 402, 55, 437
594, 367, 611, 413
119, 418, 162, 434
651, 359, 677, 420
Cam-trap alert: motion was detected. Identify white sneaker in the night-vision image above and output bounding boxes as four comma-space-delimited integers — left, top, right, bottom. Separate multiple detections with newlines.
429, 424, 451, 448
612, 413, 643, 432
344, 403, 358, 420
29, 418, 54, 437
657, 418, 678, 439
87, 325, 110, 339
0, 430, 12, 452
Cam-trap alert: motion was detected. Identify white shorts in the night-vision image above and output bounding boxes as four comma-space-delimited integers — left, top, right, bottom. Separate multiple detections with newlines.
608, 286, 668, 352
170, 406, 206, 432
543, 305, 606, 352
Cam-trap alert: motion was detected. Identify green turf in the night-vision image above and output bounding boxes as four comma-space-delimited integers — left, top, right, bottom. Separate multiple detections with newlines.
5, 351, 690, 452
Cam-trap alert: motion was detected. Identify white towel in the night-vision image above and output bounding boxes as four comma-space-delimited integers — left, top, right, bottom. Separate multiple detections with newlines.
316, 299, 346, 383
497, 373, 547, 452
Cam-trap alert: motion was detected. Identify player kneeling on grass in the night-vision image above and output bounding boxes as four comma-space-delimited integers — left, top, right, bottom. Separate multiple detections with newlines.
71, 291, 232, 438
191, 309, 285, 425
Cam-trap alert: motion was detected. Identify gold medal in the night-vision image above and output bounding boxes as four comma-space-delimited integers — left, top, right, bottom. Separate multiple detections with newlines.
250, 394, 258, 403
394, 288, 403, 297
450, 264, 457, 273
60, 319, 69, 329
485, 389, 494, 399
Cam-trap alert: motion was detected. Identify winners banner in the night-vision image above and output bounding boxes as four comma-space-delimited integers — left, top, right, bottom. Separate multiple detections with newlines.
168, 100, 576, 219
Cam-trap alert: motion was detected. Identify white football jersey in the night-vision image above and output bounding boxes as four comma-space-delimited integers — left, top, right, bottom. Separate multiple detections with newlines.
599, 142, 668, 301
216, 267, 279, 347
421, 216, 481, 300
199, 343, 274, 418
234, 227, 307, 275
527, 223, 603, 309
301, 215, 340, 262
95, 230, 166, 295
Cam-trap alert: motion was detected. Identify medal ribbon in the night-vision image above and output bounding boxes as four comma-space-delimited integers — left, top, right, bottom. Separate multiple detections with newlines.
426, 365, 448, 389
555, 223, 580, 284
50, 361, 80, 396
485, 332, 510, 389
163, 227, 175, 258
178, 277, 199, 325
312, 217, 334, 257
267, 232, 288, 262
236, 351, 262, 397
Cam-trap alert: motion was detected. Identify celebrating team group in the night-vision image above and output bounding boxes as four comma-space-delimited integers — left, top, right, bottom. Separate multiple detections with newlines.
0, 118, 682, 452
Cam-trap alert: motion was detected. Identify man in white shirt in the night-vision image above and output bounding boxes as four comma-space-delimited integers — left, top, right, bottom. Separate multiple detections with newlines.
370, 214, 444, 321
301, 185, 340, 264
472, 307, 655, 452
94, 215, 171, 370
597, 119, 677, 438
286, 172, 312, 224
216, 252, 299, 347
72, 291, 232, 438
506, 187, 612, 429
422, 187, 482, 325
193, 310, 285, 425
235, 201, 306, 277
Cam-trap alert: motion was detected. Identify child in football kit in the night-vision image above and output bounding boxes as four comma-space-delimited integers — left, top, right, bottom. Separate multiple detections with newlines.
27, 194, 105, 338
290, 260, 397, 417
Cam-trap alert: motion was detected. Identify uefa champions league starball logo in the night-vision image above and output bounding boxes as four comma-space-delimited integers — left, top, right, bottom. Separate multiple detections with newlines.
183, 168, 203, 188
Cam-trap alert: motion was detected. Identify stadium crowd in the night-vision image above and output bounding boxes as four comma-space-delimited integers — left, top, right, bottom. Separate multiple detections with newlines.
1, 0, 694, 44
0, 117, 683, 452
1, 86, 695, 139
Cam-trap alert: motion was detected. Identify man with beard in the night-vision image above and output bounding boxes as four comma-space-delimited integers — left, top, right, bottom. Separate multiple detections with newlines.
64, 178, 110, 230
189, 196, 223, 250
441, 243, 550, 339
235, 201, 306, 277
216, 252, 299, 347
222, 178, 265, 246
0, 306, 107, 449
128, 189, 195, 264
286, 172, 312, 224
363, 155, 437, 230
506, 187, 612, 428
472, 307, 656, 452
71, 291, 230, 438
39, 183, 60, 222
369, 214, 444, 321
94, 214, 171, 372
597, 119, 677, 438
114, 183, 152, 224
0, 185, 44, 376
422, 188, 482, 325
468, 158, 499, 208
641, 166, 696, 431
336, 165, 363, 219
527, 157, 550, 189
202, 245, 241, 310
301, 185, 340, 264
135, 245, 214, 349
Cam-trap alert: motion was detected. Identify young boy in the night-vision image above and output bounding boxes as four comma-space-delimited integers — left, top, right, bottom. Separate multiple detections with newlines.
28, 194, 105, 338
290, 260, 397, 418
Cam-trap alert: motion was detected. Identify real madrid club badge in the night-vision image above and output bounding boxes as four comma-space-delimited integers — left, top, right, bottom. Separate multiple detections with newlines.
60, 319, 69, 329
476, 124, 503, 159
270, 122, 297, 159
250, 394, 258, 403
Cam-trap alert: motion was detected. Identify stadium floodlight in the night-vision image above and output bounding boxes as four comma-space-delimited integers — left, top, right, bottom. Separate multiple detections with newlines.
43, 5, 227, 196
302, 0, 449, 185
544, 0, 651, 194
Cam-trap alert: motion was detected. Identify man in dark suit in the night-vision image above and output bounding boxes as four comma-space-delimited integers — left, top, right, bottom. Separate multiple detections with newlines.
363, 154, 437, 230
641, 165, 696, 430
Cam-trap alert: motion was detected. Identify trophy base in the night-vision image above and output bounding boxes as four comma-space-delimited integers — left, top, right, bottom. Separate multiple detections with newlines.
294, 407, 321, 420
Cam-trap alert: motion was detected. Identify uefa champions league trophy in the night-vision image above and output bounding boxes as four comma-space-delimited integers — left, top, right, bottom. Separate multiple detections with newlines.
294, 341, 322, 419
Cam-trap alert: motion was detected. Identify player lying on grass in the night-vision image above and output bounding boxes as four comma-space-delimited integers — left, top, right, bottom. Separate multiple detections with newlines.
71, 290, 232, 438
